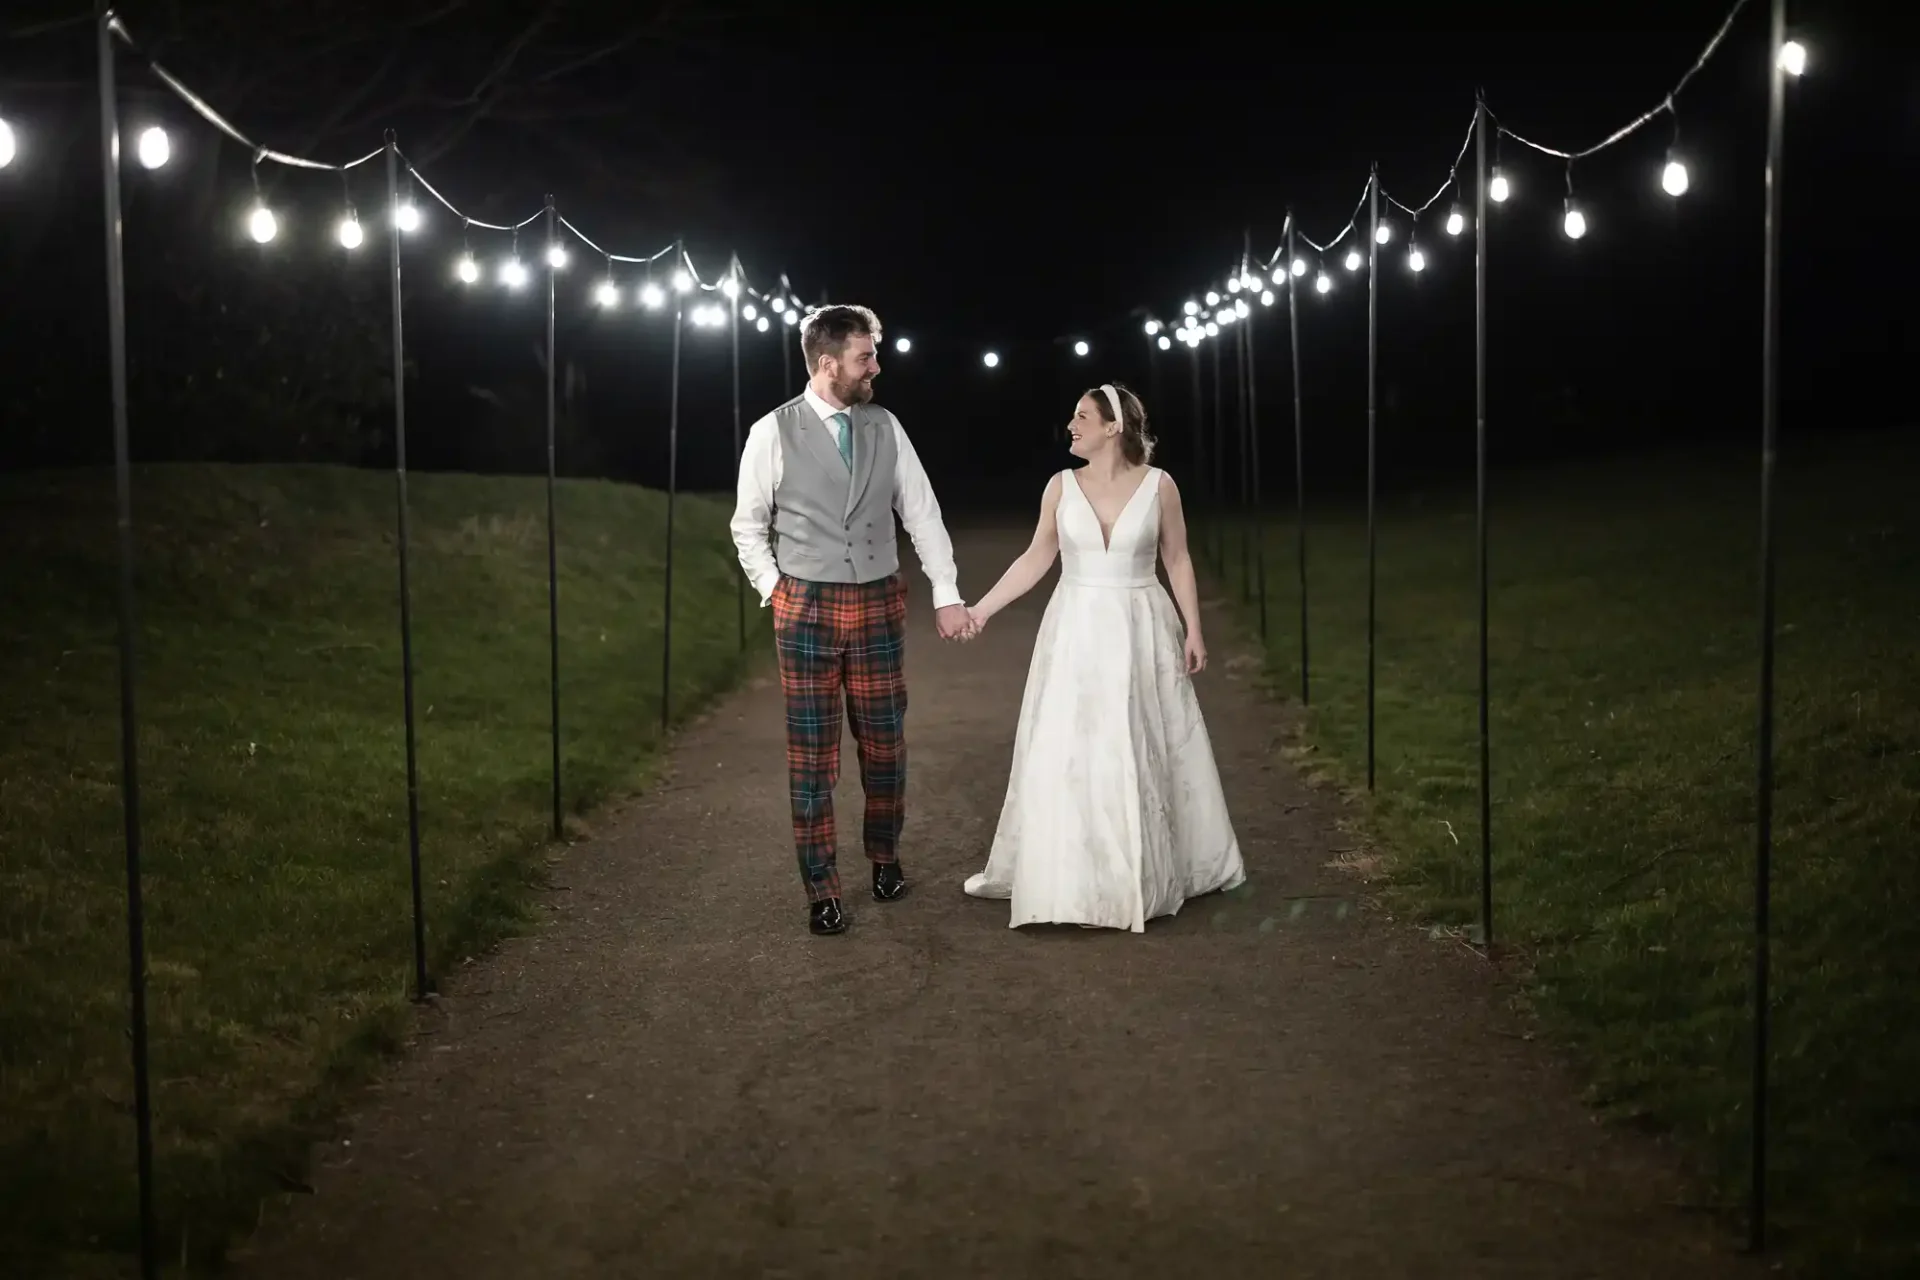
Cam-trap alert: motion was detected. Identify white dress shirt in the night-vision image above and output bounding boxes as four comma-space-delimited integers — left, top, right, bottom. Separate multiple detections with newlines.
730, 387, 963, 609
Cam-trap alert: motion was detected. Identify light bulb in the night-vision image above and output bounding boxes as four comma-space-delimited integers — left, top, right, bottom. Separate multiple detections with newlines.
1216, 309, 1233, 324
1446, 208, 1465, 236
0, 117, 15, 169
547, 245, 568, 269
1315, 272, 1332, 294
1183, 300, 1200, 316
1242, 272, 1259, 291
1260, 290, 1275, 306
1345, 248, 1362, 271
338, 216, 364, 249
640, 282, 665, 308
756, 316, 770, 333
1234, 298, 1249, 317
1227, 277, 1242, 293
1490, 170, 1511, 203
1661, 157, 1690, 197
783, 310, 799, 326
595, 280, 620, 308
1408, 248, 1426, 273
1778, 40, 1806, 76
672, 269, 693, 293
1143, 319, 1161, 336
721, 276, 739, 299
982, 351, 1000, 368
1291, 257, 1307, 277
247, 203, 278, 244
1073, 340, 1090, 356
1374, 221, 1392, 245
1204, 322, 1219, 337
743, 303, 758, 321
501, 257, 528, 288
136, 126, 169, 170
1157, 335, 1171, 351
456, 254, 479, 284
895, 336, 912, 353
395, 201, 421, 232
1563, 204, 1587, 240
1205, 290, 1220, 306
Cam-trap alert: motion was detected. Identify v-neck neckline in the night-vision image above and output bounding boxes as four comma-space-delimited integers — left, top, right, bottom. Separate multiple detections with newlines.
1070, 466, 1155, 552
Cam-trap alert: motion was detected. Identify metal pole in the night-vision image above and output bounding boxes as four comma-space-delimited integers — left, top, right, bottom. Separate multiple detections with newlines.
1287, 215, 1309, 705
663, 271, 683, 731
1246, 278, 1266, 641
1474, 103, 1494, 952
1189, 344, 1204, 498
1749, 0, 1787, 1250
730, 254, 744, 651
1210, 337, 1225, 569
1236, 264, 1252, 604
1366, 167, 1379, 792
96, 12, 157, 1276
385, 134, 429, 1001
780, 276, 794, 393
544, 199, 562, 839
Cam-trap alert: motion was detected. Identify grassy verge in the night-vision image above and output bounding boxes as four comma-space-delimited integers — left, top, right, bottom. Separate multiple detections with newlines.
1206, 430, 1917, 1278
0, 464, 762, 1276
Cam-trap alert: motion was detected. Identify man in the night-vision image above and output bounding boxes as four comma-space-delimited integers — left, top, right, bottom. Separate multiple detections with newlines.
730, 304, 973, 936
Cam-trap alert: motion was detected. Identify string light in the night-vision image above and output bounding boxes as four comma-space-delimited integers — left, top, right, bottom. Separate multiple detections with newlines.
640, 282, 665, 309
1291, 258, 1307, 278
1778, 40, 1806, 76
895, 336, 912, 353
1157, 335, 1171, 350
1261, 289, 1275, 306
721, 276, 739, 299
0, 116, 14, 168
1345, 248, 1363, 272
1563, 200, 1588, 240
1073, 340, 1090, 356
1315, 272, 1332, 295
783, 309, 799, 326
500, 257, 528, 289
594, 279, 619, 308
1489, 168, 1511, 203
1205, 290, 1220, 306
982, 351, 1000, 368
1143, 319, 1161, 336
1234, 298, 1250, 318
456, 254, 479, 284
337, 213, 363, 249
756, 316, 770, 333
672, 269, 693, 293
546, 244, 568, 270
247, 203, 278, 244
395, 200, 421, 232
1662, 154, 1690, 196
1204, 321, 1219, 337
1183, 300, 1200, 316
135, 126, 169, 170
1227, 277, 1242, 294
1446, 207, 1466, 236
1374, 221, 1393, 245
1408, 246, 1427, 273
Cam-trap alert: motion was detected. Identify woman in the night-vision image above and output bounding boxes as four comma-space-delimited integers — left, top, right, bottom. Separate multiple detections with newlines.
961, 382, 1245, 931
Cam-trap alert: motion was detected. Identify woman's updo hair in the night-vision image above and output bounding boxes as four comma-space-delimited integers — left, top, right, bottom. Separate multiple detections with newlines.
1086, 382, 1157, 466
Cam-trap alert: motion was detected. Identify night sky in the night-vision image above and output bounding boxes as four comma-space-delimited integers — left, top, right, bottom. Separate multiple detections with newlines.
0, 1, 1909, 505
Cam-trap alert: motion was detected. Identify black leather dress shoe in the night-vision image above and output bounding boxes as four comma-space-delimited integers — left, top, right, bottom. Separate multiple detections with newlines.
872, 862, 908, 902
810, 898, 847, 935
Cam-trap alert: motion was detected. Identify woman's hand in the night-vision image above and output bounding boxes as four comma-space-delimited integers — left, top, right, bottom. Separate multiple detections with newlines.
1184, 630, 1208, 675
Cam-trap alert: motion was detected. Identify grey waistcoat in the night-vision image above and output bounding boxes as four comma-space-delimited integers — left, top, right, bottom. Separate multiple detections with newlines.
770, 396, 901, 585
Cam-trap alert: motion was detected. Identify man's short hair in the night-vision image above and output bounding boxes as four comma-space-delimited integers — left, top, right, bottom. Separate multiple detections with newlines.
800, 304, 881, 373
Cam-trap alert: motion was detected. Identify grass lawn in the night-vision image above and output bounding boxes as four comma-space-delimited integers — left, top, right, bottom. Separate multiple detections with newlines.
1205, 428, 1918, 1277
0, 464, 762, 1276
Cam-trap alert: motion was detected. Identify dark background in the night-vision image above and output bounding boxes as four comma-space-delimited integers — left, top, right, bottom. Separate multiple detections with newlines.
0, 0, 1911, 512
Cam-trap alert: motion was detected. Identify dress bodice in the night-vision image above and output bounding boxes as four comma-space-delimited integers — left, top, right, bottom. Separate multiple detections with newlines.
1056, 466, 1161, 589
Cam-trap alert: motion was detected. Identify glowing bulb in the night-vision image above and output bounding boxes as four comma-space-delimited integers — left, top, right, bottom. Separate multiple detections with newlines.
1260, 289, 1275, 306
783, 310, 799, 326
1216, 309, 1233, 324
1291, 257, 1307, 278
721, 276, 739, 299
1315, 272, 1332, 294
1227, 277, 1242, 293
1345, 248, 1362, 272
1408, 248, 1426, 273
1778, 40, 1806, 76
1204, 322, 1219, 337
1241, 272, 1260, 291
1157, 335, 1171, 351
1563, 204, 1587, 240
547, 245, 568, 269
672, 269, 693, 293
982, 351, 1000, 368
1662, 157, 1690, 197
395, 201, 421, 232
895, 336, 912, 353
1489, 169, 1511, 203
640, 282, 665, 308
1205, 290, 1220, 306
247, 203, 278, 244
501, 257, 528, 288
1234, 298, 1249, 317
1446, 208, 1465, 236
743, 303, 758, 321
595, 280, 620, 308
338, 216, 363, 249
1374, 221, 1392, 245
0, 117, 15, 168
756, 316, 770, 333
1183, 300, 1200, 316
1144, 319, 1160, 336
1073, 340, 1090, 356
456, 254, 480, 284
136, 126, 169, 170
1272, 266, 1287, 284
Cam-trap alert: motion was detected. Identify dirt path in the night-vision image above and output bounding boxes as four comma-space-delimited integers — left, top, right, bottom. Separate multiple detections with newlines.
234, 525, 1757, 1279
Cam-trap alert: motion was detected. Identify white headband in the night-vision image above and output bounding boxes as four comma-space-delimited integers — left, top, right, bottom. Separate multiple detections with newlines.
1099, 384, 1126, 432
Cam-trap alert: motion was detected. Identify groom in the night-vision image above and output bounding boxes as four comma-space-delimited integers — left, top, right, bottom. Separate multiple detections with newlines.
730, 304, 973, 936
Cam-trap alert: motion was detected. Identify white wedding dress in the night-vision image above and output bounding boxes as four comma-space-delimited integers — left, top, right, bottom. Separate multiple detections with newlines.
964, 466, 1246, 931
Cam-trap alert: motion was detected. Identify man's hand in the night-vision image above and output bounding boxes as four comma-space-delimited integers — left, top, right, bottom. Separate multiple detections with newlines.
935, 603, 974, 641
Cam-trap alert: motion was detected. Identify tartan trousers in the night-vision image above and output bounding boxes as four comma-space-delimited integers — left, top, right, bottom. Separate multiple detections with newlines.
770, 573, 909, 903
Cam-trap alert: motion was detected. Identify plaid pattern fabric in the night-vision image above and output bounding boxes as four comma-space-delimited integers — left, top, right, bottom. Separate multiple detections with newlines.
771, 573, 909, 903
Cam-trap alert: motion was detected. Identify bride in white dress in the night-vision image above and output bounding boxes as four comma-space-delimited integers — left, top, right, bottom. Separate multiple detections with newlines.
960, 382, 1245, 931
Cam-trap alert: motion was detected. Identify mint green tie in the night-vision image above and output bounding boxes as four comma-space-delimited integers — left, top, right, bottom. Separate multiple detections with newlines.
832, 411, 853, 470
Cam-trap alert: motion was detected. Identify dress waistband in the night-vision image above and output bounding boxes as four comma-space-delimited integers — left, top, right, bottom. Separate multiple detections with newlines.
1059, 574, 1157, 590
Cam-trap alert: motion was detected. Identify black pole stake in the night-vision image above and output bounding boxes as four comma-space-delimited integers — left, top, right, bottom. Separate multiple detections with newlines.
730, 256, 745, 651
1287, 215, 1309, 705
663, 266, 684, 731
1366, 168, 1380, 792
1474, 103, 1494, 953
544, 200, 562, 839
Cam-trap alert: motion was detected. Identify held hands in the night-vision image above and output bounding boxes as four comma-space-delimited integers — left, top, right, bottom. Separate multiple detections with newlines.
1184, 630, 1208, 675
935, 603, 982, 643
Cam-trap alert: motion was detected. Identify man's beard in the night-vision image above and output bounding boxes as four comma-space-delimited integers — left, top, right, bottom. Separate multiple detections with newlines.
833, 375, 875, 405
